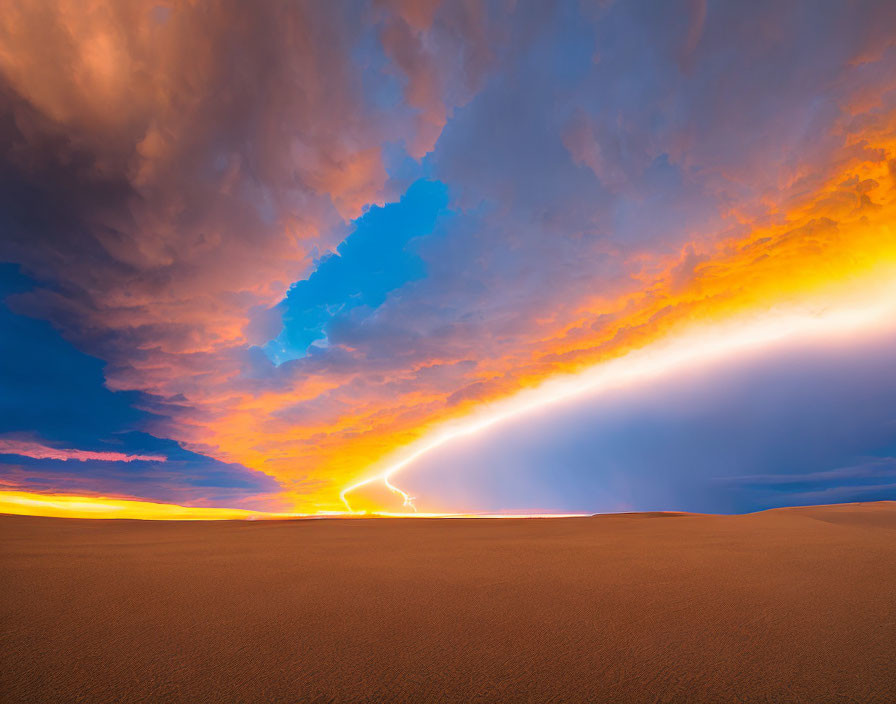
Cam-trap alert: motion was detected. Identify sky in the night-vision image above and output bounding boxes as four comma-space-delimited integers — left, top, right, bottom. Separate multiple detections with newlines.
1, 0, 895, 518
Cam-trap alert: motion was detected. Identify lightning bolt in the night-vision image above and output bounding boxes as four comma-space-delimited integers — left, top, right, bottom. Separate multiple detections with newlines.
384, 475, 416, 511
340, 276, 896, 515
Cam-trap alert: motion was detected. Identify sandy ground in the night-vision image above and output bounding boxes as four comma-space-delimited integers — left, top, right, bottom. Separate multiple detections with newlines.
1, 502, 895, 703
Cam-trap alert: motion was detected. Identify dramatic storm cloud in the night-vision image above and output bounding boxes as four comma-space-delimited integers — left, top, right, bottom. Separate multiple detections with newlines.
1, 0, 895, 516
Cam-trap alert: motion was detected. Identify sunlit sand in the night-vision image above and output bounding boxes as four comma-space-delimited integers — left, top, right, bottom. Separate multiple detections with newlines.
3, 501, 894, 702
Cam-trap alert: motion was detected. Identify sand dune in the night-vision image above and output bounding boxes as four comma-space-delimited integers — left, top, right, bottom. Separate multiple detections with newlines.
2, 502, 895, 703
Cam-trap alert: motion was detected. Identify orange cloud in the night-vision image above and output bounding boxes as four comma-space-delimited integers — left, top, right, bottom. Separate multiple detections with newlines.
216, 131, 896, 513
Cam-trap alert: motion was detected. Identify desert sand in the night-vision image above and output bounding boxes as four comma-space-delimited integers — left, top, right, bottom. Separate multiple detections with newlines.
2, 502, 895, 703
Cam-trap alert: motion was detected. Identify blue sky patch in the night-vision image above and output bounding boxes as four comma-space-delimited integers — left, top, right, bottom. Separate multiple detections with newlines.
264, 179, 450, 364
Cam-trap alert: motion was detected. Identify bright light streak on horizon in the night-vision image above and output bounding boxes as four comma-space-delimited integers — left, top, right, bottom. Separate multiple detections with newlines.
340, 273, 896, 514
0, 489, 588, 520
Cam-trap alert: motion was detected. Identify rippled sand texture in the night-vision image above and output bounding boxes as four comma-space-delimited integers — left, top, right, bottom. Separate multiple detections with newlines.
2, 503, 895, 703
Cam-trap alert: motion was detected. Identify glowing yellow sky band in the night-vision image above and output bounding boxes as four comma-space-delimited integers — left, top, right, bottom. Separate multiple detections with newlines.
0, 489, 589, 520
0, 490, 268, 520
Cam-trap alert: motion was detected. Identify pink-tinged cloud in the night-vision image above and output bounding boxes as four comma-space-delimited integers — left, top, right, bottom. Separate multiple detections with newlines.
2, 0, 896, 514
0, 439, 165, 463
377, 0, 496, 158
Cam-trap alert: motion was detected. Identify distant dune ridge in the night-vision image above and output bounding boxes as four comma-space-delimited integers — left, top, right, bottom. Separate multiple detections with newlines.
2, 502, 895, 703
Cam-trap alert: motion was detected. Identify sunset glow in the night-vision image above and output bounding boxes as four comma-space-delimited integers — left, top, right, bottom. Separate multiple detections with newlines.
2, 0, 895, 518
